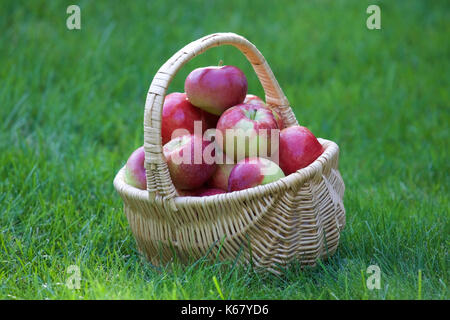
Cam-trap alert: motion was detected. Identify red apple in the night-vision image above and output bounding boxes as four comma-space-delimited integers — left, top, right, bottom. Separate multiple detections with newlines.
163, 134, 217, 190
124, 146, 146, 190
185, 65, 248, 115
208, 163, 235, 191
279, 126, 324, 175
161, 92, 209, 145
196, 188, 226, 197
216, 103, 282, 161
228, 157, 285, 192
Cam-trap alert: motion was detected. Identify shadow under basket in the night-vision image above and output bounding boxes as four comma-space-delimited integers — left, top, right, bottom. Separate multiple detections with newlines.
113, 33, 346, 274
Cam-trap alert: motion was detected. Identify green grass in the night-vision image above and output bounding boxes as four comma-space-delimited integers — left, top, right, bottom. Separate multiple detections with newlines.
0, 0, 448, 300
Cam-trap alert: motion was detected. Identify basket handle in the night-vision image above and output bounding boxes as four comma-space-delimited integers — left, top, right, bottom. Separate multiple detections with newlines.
143, 32, 298, 207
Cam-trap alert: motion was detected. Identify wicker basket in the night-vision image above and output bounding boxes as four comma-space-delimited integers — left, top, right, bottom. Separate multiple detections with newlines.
113, 33, 346, 273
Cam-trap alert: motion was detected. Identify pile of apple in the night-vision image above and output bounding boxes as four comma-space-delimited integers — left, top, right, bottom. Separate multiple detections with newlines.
124, 65, 324, 196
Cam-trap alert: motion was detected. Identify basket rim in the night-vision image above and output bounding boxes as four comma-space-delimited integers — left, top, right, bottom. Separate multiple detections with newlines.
114, 138, 340, 207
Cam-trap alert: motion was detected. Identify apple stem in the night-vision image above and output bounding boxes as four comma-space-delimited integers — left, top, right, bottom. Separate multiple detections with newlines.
218, 60, 224, 67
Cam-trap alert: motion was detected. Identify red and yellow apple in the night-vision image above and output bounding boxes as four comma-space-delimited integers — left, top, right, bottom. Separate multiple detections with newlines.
228, 157, 285, 192
216, 103, 282, 161
279, 126, 324, 175
124, 146, 147, 190
185, 65, 248, 115
163, 134, 216, 190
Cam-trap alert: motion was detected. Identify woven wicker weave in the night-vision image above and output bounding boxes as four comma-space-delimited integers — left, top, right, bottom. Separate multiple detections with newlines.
113, 33, 346, 273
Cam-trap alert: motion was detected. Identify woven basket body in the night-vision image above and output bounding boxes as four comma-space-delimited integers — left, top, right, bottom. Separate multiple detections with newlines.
113, 33, 346, 272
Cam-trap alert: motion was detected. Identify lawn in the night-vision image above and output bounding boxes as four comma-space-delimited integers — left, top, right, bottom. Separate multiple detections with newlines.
0, 0, 448, 299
